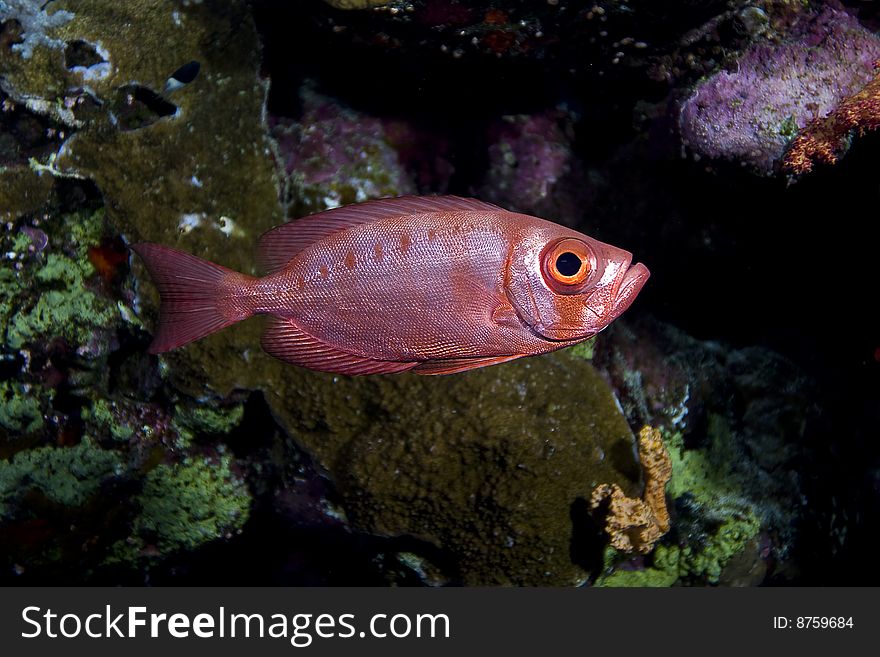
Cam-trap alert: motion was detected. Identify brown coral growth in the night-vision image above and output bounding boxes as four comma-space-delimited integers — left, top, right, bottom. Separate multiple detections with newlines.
783, 61, 880, 175
590, 426, 672, 554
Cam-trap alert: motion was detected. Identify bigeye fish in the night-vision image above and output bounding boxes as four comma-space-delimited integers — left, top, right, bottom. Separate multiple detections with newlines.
132, 196, 649, 375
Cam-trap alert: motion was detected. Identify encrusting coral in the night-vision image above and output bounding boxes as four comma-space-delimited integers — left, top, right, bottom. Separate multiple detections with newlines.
678, 6, 880, 175
591, 425, 672, 554
783, 61, 880, 174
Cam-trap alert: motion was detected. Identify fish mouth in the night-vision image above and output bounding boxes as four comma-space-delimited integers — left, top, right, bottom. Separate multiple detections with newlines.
610, 261, 650, 320
540, 260, 650, 338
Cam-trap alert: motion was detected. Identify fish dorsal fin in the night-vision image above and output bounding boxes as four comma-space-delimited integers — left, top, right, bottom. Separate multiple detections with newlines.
257, 195, 504, 273
261, 316, 418, 376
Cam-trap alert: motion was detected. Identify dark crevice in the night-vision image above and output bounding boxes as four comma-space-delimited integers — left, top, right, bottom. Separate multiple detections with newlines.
0, 19, 24, 50
112, 85, 178, 131
64, 39, 104, 69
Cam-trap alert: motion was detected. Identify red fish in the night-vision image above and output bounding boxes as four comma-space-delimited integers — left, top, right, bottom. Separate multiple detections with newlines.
132, 196, 649, 375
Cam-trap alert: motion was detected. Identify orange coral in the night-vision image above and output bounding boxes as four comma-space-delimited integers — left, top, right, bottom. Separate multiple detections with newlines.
590, 425, 672, 554
783, 61, 880, 175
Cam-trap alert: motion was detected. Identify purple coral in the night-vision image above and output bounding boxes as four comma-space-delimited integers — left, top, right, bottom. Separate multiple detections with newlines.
679, 7, 880, 175
270, 88, 416, 216
477, 109, 592, 226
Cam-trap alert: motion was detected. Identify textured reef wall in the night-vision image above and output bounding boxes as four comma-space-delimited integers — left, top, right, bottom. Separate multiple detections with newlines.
1, 0, 877, 585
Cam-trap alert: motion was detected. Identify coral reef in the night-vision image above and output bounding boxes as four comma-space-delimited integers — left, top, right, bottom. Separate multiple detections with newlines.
2, 208, 119, 360
591, 318, 817, 585
590, 425, 671, 554
1, 0, 280, 576
597, 425, 764, 586
679, 6, 880, 174
2, 0, 874, 587
0, 197, 255, 577
0, 0, 74, 75
783, 61, 880, 173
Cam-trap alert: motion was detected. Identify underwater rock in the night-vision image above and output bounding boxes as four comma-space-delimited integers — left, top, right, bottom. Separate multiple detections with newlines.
0, 0, 283, 277
286, 350, 642, 586
380, 118, 455, 194
678, 6, 880, 175
296, 0, 729, 71
0, 168, 55, 222
271, 87, 417, 217
477, 109, 593, 227
163, 331, 643, 585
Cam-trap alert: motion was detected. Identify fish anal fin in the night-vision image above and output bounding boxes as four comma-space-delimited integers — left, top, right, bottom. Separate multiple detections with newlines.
260, 316, 417, 375
257, 195, 504, 273
412, 354, 523, 376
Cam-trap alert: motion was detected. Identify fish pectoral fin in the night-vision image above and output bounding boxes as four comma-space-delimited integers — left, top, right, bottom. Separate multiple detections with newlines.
261, 316, 417, 376
491, 300, 523, 330
411, 355, 523, 376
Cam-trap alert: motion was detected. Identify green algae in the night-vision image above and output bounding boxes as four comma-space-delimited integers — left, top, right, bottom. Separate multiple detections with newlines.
6, 251, 117, 350
565, 336, 596, 361
0, 436, 122, 516
174, 403, 244, 438
50, 0, 283, 276
134, 455, 251, 554
0, 268, 26, 347
0, 380, 49, 435
653, 513, 761, 583
666, 415, 752, 501
82, 398, 135, 442
1, 206, 131, 359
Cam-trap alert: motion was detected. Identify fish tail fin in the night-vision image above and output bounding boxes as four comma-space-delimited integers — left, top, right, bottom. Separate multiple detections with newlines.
131, 242, 257, 353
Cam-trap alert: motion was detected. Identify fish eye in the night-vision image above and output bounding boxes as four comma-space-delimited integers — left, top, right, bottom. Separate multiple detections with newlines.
544, 238, 593, 288
555, 251, 582, 277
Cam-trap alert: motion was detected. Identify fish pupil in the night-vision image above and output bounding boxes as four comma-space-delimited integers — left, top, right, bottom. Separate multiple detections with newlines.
555, 252, 581, 277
